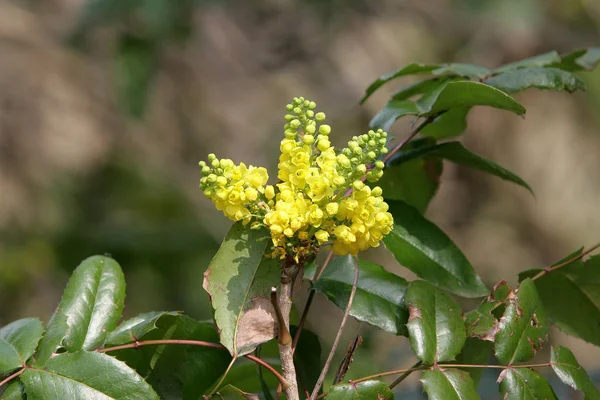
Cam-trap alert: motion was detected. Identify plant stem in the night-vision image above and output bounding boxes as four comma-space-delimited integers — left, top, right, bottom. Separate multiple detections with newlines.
0, 367, 25, 389
277, 263, 300, 400
309, 255, 360, 400
381, 116, 436, 165
99, 339, 289, 389
388, 361, 421, 389
531, 242, 600, 281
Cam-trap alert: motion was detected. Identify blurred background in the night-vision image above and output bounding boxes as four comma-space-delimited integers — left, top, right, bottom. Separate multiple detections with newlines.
1, 0, 599, 398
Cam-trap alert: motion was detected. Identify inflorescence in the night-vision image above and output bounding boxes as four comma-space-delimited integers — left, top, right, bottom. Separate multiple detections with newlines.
199, 97, 394, 260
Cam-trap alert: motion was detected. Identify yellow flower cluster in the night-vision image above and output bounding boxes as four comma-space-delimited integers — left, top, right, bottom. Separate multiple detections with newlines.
199, 97, 394, 260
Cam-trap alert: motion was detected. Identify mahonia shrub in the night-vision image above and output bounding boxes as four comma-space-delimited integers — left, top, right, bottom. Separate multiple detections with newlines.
199, 97, 393, 259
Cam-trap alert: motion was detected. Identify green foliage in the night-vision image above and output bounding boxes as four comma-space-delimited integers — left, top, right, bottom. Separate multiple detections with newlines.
0, 319, 43, 374
499, 368, 558, 400
421, 369, 480, 400
325, 380, 393, 399
485, 68, 585, 93
551, 345, 600, 399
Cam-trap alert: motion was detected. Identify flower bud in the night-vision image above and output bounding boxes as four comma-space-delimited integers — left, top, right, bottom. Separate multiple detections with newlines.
315, 230, 330, 244
305, 124, 316, 134
315, 112, 326, 121
357, 164, 367, 174
319, 125, 331, 135
375, 160, 385, 170
317, 140, 331, 151
303, 134, 315, 145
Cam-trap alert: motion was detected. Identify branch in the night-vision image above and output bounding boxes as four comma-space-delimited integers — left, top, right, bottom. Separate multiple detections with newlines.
99, 339, 289, 389
0, 367, 25, 389
381, 116, 436, 165
309, 255, 360, 400
531, 242, 600, 281
388, 361, 421, 389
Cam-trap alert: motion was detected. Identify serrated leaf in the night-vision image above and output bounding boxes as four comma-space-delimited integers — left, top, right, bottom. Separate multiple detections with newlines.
36, 255, 125, 363
22, 351, 159, 400
420, 81, 526, 117
361, 63, 439, 103
369, 100, 420, 132
420, 107, 470, 139
551, 345, 600, 399
377, 157, 442, 214
0, 318, 44, 374
519, 253, 600, 346
464, 281, 511, 341
499, 368, 558, 400
432, 63, 490, 79
454, 339, 493, 386
383, 200, 488, 298
495, 51, 561, 73
325, 380, 393, 399
387, 141, 532, 194
217, 384, 260, 400
552, 48, 600, 72
105, 311, 181, 345
405, 281, 466, 364
1, 381, 25, 399
203, 223, 279, 357
485, 68, 585, 93
421, 369, 481, 400
311, 256, 409, 336
495, 279, 548, 364
108, 315, 232, 398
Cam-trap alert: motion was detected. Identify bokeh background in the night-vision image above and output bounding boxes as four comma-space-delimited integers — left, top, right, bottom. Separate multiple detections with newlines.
1, 0, 600, 398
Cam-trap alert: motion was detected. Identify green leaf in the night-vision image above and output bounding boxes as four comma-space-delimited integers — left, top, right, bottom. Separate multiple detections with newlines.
0, 318, 44, 374
387, 141, 533, 194
494, 279, 548, 364
464, 281, 511, 341
36, 255, 125, 363
495, 51, 561, 73
421, 369, 481, 400
361, 63, 439, 103
291, 327, 322, 395
432, 63, 490, 79
217, 384, 260, 400
203, 223, 279, 357
378, 158, 442, 214
454, 339, 493, 386
325, 380, 393, 399
22, 351, 159, 400
485, 68, 585, 93
1, 381, 25, 399
116, 35, 156, 117
552, 48, 600, 72
519, 253, 600, 346
405, 281, 466, 364
420, 107, 470, 139
105, 311, 181, 345
420, 81, 526, 117
391, 77, 456, 102
311, 256, 409, 336
369, 100, 420, 132
551, 345, 600, 399
499, 368, 558, 400
108, 315, 232, 398
383, 200, 488, 298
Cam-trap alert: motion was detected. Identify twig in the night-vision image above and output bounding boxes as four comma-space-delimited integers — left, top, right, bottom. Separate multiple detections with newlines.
309, 255, 360, 400
333, 324, 363, 384
0, 367, 25, 389
381, 116, 436, 165
389, 361, 421, 389
99, 339, 289, 389
531, 242, 600, 281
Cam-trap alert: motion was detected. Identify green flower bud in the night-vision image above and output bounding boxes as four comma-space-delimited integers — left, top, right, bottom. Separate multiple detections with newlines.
305, 125, 316, 134
317, 139, 331, 151
366, 172, 378, 182
319, 125, 331, 135
303, 134, 315, 145
284, 114, 294, 121
199, 161, 206, 167
211, 159, 220, 168
290, 119, 301, 129
361, 134, 369, 141
293, 107, 302, 114
285, 129, 297, 139
208, 153, 216, 161
202, 166, 211, 175
342, 148, 352, 156
207, 174, 217, 183
372, 186, 383, 196
353, 180, 365, 190
315, 112, 326, 121
306, 110, 314, 118
353, 147, 363, 155
303, 100, 310, 107
381, 147, 388, 154
286, 104, 294, 111
357, 164, 367, 174
375, 160, 385, 170
368, 140, 376, 147
367, 151, 377, 160
309, 101, 317, 109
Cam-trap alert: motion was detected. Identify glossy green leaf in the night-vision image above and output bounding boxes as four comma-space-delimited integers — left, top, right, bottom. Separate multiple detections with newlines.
519, 253, 600, 346
421, 369, 481, 400
291, 327, 322, 394
387, 141, 533, 194
551, 345, 600, 399
22, 351, 159, 400
116, 35, 156, 117
420, 81, 526, 117
405, 281, 466, 364
361, 63, 439, 103
0, 318, 44, 374
217, 384, 260, 400
311, 256, 409, 336
485, 68, 585, 93
325, 380, 393, 399
378, 158, 442, 214
384, 200, 488, 298
495, 279, 548, 364
432, 63, 490, 79
464, 281, 511, 341
420, 107, 470, 139
105, 311, 181, 345
454, 339, 493, 386
203, 223, 279, 357
1, 381, 25, 399
495, 51, 561, 73
369, 100, 420, 132
109, 315, 232, 398
36, 255, 125, 363
552, 48, 600, 72
391, 77, 457, 102
499, 368, 558, 400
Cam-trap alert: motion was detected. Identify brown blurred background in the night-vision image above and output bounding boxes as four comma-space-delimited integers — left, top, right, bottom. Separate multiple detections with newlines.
1, 0, 599, 397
